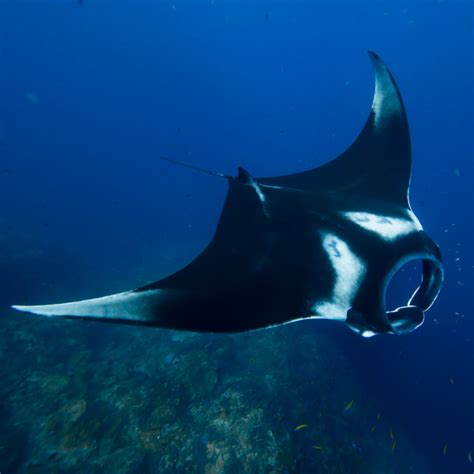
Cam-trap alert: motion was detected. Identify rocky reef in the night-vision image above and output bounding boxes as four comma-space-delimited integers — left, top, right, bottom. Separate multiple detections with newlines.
0, 313, 430, 473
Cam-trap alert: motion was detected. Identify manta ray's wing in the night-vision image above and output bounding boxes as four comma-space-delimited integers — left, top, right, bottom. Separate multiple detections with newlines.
13, 52, 443, 336
14, 168, 280, 332
259, 51, 411, 206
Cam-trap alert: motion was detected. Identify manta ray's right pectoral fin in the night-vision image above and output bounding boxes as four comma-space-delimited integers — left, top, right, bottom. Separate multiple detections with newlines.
12, 289, 165, 326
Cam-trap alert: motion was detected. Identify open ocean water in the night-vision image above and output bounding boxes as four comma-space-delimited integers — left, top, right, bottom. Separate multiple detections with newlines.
0, 1, 472, 473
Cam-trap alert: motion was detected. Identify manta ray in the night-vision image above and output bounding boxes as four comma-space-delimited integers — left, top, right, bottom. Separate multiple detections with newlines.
13, 52, 443, 337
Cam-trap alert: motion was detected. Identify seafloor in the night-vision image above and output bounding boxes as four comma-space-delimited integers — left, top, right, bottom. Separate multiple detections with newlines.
0, 312, 431, 474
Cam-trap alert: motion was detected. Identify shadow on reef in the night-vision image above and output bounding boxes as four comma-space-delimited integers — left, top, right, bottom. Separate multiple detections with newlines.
0, 313, 432, 474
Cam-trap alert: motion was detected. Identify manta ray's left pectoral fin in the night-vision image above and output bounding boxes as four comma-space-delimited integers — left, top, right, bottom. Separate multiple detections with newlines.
258, 51, 412, 207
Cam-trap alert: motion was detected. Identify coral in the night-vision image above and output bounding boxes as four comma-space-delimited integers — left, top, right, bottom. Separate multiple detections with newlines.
0, 315, 432, 473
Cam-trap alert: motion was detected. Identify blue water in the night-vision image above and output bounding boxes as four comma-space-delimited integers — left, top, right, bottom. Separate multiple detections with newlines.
1, 1, 472, 473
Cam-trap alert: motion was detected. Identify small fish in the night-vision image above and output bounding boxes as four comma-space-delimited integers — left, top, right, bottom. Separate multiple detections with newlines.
377, 412, 381, 420
392, 440, 397, 452
449, 378, 454, 385
468, 450, 472, 463
312, 445, 323, 450
371, 425, 376, 433
294, 424, 309, 431
443, 444, 448, 455
344, 400, 354, 411
389, 428, 394, 440
351, 443, 362, 453
454, 168, 460, 177
25, 93, 39, 104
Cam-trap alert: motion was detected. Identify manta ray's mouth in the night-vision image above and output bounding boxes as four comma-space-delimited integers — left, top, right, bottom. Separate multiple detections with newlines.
385, 259, 425, 313
383, 256, 444, 335
346, 253, 444, 338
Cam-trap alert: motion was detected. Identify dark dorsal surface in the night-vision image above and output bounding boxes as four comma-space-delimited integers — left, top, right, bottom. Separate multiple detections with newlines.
12, 52, 443, 337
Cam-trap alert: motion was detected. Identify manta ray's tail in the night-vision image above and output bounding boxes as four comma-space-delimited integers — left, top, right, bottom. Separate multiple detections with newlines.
159, 156, 230, 179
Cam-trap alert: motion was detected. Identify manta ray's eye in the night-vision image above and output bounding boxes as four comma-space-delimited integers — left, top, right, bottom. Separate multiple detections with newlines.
385, 259, 423, 311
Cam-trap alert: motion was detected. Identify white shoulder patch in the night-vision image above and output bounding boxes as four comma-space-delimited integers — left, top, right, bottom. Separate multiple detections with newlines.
313, 233, 366, 319
343, 211, 421, 241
